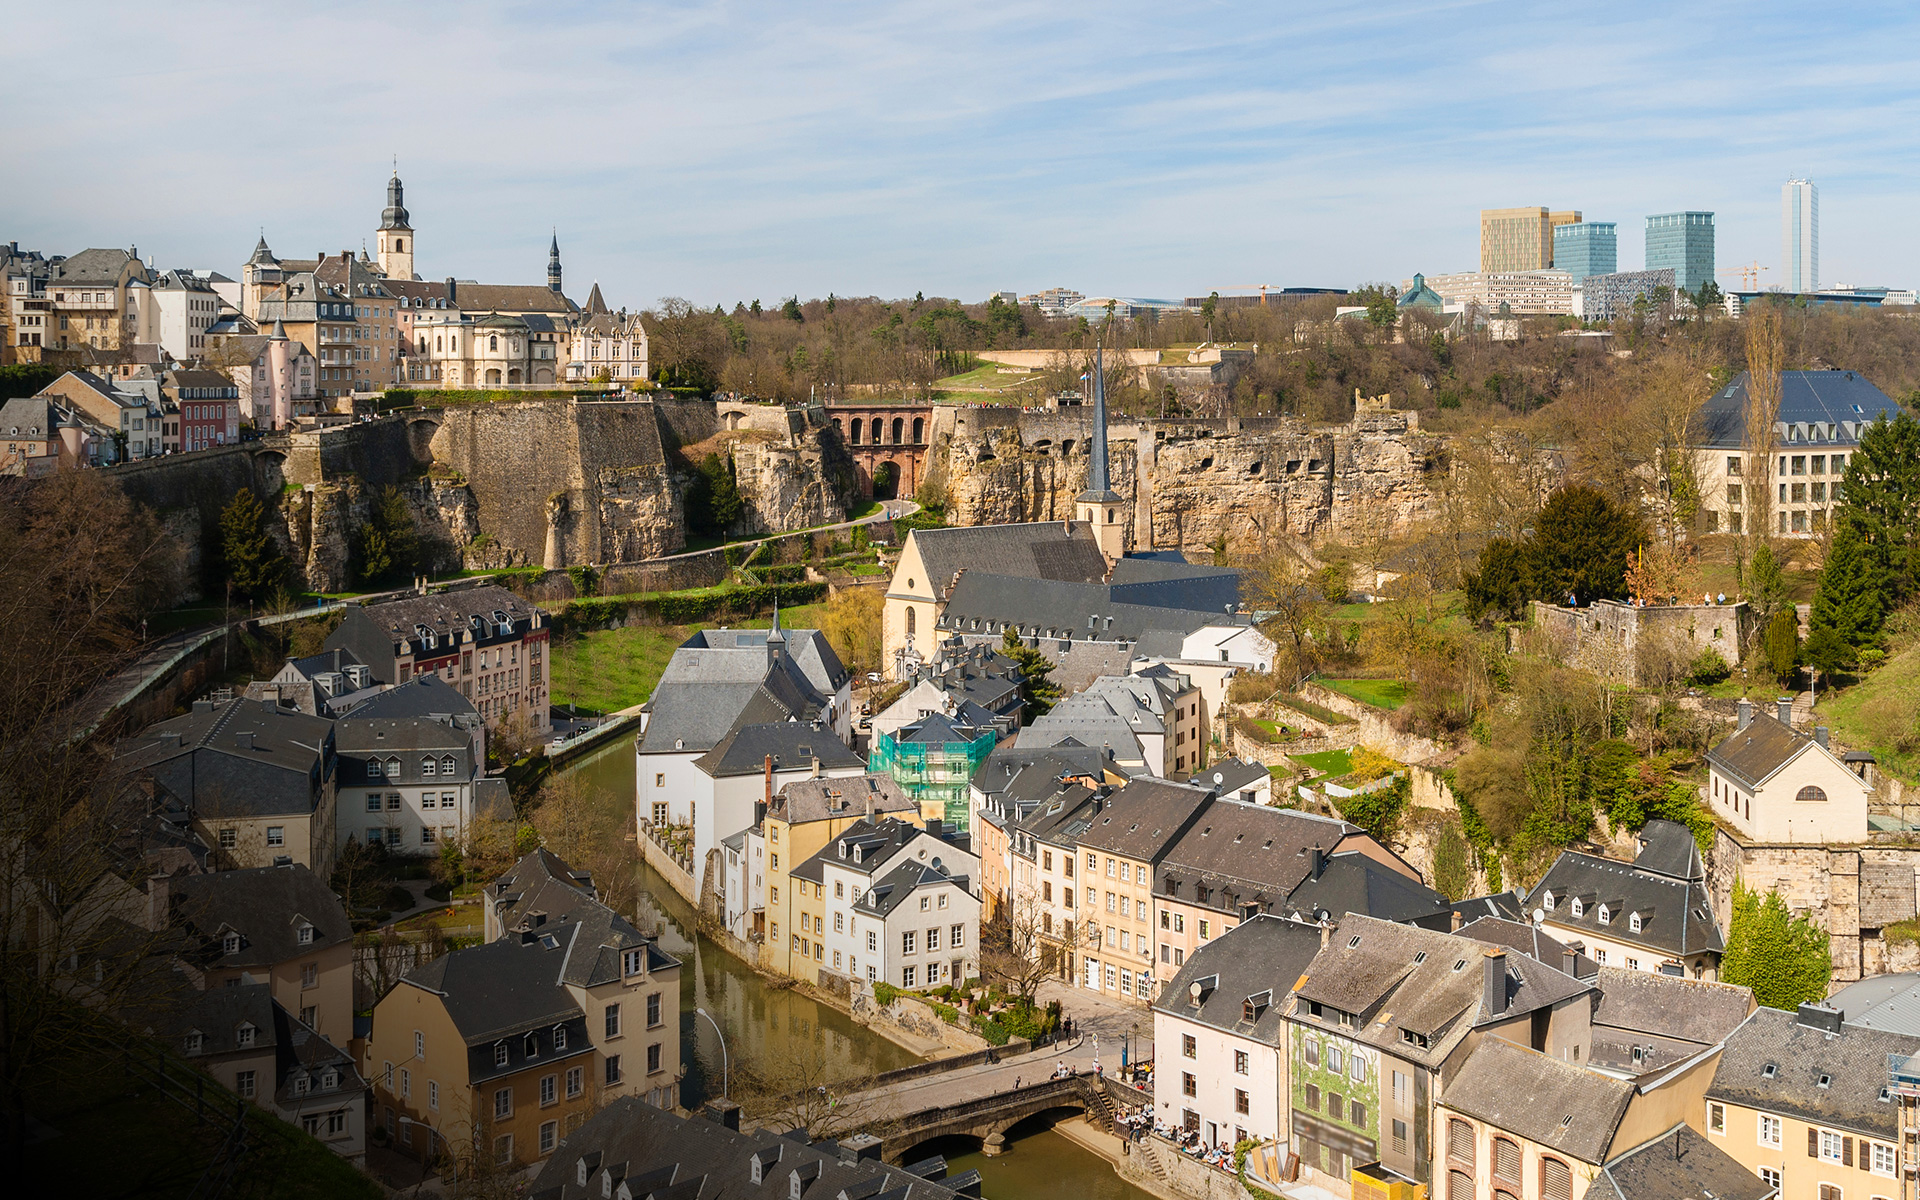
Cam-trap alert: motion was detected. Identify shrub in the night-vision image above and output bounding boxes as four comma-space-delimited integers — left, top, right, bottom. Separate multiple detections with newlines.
872, 982, 900, 1007
931, 1003, 960, 1025
1686, 646, 1732, 686
383, 884, 415, 912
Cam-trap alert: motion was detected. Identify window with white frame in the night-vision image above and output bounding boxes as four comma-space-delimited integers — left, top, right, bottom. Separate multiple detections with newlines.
1872, 1141, 1897, 1175
1760, 1114, 1781, 1147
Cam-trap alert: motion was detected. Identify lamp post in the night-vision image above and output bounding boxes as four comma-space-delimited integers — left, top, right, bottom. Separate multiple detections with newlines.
695, 1006, 729, 1101
397, 1115, 445, 1185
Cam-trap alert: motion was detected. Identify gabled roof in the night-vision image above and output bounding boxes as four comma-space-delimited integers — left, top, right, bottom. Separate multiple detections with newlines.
1527, 848, 1724, 959
1630, 820, 1707, 882
1077, 778, 1212, 861
1592, 1124, 1775, 1200
1588, 967, 1753, 1077
169, 864, 350, 968
1455, 916, 1591, 975
772, 775, 917, 826
1697, 369, 1903, 449
1151, 913, 1320, 1046
1157, 803, 1366, 907
940, 572, 1244, 644
1441, 1037, 1636, 1165
115, 698, 332, 818
688, 626, 852, 695
1706, 711, 1837, 791
852, 856, 970, 919
799, 816, 971, 884
906, 522, 1110, 598
1285, 851, 1451, 929
50, 247, 144, 286
1706, 1006, 1920, 1140
340, 674, 478, 723
693, 722, 862, 779
1188, 757, 1271, 798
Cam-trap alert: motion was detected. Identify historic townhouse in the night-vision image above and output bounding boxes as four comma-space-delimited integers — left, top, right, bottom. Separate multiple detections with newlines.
797, 815, 978, 988
1075, 778, 1212, 1003
333, 715, 477, 857
326, 585, 551, 731
1524, 819, 1723, 980
45, 246, 148, 352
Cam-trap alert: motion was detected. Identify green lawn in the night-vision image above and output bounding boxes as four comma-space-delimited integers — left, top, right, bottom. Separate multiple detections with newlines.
548, 603, 830, 714
1290, 749, 1352, 779
1820, 646, 1920, 784
1320, 678, 1409, 710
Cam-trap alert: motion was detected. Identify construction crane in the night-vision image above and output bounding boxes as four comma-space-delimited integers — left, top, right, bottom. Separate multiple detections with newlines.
1212, 284, 1283, 306
1719, 261, 1769, 291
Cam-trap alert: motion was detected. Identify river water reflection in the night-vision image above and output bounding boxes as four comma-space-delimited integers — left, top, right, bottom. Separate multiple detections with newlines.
563, 737, 1157, 1200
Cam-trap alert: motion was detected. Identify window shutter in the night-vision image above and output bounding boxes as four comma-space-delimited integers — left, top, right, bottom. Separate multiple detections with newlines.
1450, 1119, 1475, 1165
1843, 1136, 1853, 1167
1809, 1127, 1819, 1157
1540, 1158, 1572, 1200
1447, 1170, 1472, 1200
1493, 1138, 1520, 1183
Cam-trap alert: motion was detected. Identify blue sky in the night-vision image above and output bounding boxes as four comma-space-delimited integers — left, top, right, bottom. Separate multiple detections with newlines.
5, 1, 1915, 311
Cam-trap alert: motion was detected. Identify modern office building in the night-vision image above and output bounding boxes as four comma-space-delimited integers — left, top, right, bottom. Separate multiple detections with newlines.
1409, 269, 1576, 315
1552, 222, 1618, 283
1576, 268, 1676, 322
1783, 178, 1819, 293
1644, 211, 1715, 293
1480, 207, 1581, 272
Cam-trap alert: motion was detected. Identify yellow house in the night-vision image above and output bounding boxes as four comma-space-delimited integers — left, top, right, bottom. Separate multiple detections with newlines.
1705, 1004, 1916, 1200
1075, 778, 1210, 1004
373, 852, 682, 1171
758, 775, 919, 982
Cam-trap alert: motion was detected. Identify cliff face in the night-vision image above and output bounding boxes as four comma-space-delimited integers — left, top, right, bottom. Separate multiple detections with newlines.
726, 428, 849, 536
941, 402, 1444, 556
280, 477, 476, 593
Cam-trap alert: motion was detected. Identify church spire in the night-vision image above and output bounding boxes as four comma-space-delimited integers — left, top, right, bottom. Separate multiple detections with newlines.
1075, 338, 1125, 563
548, 231, 563, 294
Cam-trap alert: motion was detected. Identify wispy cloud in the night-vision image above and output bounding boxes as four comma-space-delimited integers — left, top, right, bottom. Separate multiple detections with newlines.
1, 1, 1913, 306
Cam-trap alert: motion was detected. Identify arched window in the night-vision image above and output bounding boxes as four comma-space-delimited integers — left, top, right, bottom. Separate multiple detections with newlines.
849, 419, 862, 445
1448, 1118, 1475, 1166
435, 336, 442, 351
1797, 785, 1828, 802
906, 607, 916, 636
396, 238, 405, 251
892, 417, 904, 444
1492, 1136, 1520, 1185
1540, 1157, 1572, 1200
488, 335, 498, 352
912, 417, 924, 443
1447, 1171, 1472, 1200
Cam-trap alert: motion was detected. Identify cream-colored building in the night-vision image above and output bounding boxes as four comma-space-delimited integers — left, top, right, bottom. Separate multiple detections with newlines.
1526, 819, 1723, 981
1408, 269, 1576, 316
1480, 207, 1581, 273
45, 246, 149, 353
1076, 778, 1211, 1004
1707, 699, 1871, 845
565, 284, 650, 385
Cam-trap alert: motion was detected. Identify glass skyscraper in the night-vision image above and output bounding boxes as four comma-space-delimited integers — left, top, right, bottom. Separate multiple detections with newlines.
1783, 179, 1818, 292
1553, 222, 1617, 283
1645, 212, 1715, 294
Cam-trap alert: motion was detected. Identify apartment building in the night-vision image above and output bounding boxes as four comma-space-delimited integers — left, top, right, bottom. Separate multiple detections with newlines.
749, 774, 918, 975
45, 247, 148, 352
369, 851, 682, 1170
1525, 820, 1723, 980
333, 716, 477, 856
159, 368, 240, 451
39, 368, 164, 459
796, 816, 979, 988
325, 585, 551, 731
1076, 778, 1212, 1004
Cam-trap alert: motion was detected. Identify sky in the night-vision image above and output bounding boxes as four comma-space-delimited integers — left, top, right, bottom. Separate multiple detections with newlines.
5, 1, 1917, 312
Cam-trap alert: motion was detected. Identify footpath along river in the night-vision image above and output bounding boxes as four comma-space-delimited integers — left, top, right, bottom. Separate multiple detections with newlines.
562, 738, 1160, 1200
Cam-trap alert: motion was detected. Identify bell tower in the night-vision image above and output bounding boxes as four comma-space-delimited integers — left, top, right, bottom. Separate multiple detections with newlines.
1076, 344, 1126, 563
376, 171, 414, 280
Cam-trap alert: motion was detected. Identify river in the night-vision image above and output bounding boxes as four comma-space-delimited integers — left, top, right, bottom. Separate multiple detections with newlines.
562, 738, 1160, 1200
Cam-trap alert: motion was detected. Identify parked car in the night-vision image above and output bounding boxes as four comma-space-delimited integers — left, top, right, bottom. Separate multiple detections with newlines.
865, 671, 883, 683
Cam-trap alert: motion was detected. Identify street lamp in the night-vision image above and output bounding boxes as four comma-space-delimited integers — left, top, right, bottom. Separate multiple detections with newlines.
695, 1006, 730, 1100
397, 1115, 446, 1184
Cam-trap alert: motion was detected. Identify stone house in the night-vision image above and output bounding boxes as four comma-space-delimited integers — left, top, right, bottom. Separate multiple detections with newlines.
114, 697, 340, 879
1704, 1004, 1918, 1200
1152, 913, 1323, 1182
1707, 698, 1872, 844
368, 851, 682, 1170
166, 863, 356, 1045
210, 320, 317, 429
45, 246, 148, 353
1524, 820, 1724, 980
38, 368, 164, 459
565, 286, 650, 385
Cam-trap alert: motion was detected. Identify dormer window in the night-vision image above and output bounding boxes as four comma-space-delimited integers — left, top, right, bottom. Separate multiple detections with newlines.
368, 758, 384, 778
421, 756, 437, 777
386, 756, 400, 779
222, 932, 241, 955
524, 1032, 539, 1059
1570, 898, 1584, 918
236, 1023, 256, 1049
494, 1042, 509, 1068
1628, 912, 1642, 933
554, 1025, 568, 1051
184, 1031, 204, 1055
1541, 890, 1555, 912
1597, 905, 1611, 926
623, 949, 644, 976
321, 1069, 338, 1089
297, 924, 315, 945
441, 754, 457, 776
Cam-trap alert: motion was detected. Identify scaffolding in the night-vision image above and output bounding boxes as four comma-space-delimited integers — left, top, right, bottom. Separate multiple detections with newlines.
868, 727, 995, 831
1888, 1052, 1920, 1200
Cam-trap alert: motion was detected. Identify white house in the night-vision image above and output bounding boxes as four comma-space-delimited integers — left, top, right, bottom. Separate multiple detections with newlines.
803, 817, 981, 989
333, 717, 476, 856
682, 723, 866, 886
1151, 914, 1324, 1171
1706, 697, 1873, 844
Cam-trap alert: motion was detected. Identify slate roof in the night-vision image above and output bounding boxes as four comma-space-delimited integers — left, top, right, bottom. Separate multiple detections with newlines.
772, 775, 917, 826
1188, 757, 1271, 799
1077, 778, 1212, 861
798, 817, 971, 884
405, 932, 599, 1072
1157, 804, 1365, 910
1451, 891, 1525, 923
1284, 851, 1452, 929
340, 674, 478, 723
271, 1001, 367, 1105
853, 856, 970, 919
1152, 913, 1321, 1046
327, 585, 538, 676
693, 723, 862, 779
1291, 914, 1591, 1069
1706, 1006, 1920, 1140
1455, 917, 1594, 977
1630, 820, 1707, 882
1007, 781, 1104, 847
1697, 369, 1903, 449
683, 625, 849, 695
906, 522, 1109, 596
149, 978, 278, 1058
116, 698, 333, 818
1592, 1124, 1775, 1200
1527, 849, 1724, 960
1588, 967, 1753, 1077
527, 1096, 974, 1200
940, 573, 1244, 644
50, 247, 143, 285
1706, 711, 1822, 790
1441, 1037, 1637, 1165
169, 864, 350, 968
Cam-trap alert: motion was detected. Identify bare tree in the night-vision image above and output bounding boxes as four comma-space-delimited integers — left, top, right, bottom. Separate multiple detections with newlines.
980, 887, 1052, 1004
1245, 543, 1327, 687
734, 1041, 884, 1139
1743, 305, 1784, 553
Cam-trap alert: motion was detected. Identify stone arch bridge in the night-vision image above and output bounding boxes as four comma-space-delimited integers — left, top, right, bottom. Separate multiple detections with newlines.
873, 1074, 1121, 1166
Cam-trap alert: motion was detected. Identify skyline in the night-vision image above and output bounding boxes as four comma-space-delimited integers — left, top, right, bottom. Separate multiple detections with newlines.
4, 2, 1916, 312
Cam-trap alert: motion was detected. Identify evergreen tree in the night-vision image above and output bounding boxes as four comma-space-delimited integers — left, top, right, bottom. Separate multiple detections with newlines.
999, 627, 1061, 722
1808, 521, 1881, 664
1762, 606, 1800, 686
1463, 537, 1531, 619
354, 487, 420, 586
218, 488, 287, 602
1721, 879, 1831, 1009
1526, 485, 1644, 606
1745, 543, 1790, 622
700, 453, 743, 534
1836, 411, 1920, 609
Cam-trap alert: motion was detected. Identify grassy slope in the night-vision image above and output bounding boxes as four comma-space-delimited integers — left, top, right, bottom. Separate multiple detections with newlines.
1320, 677, 1409, 710
1819, 644, 1920, 784
1290, 749, 1353, 779
548, 603, 830, 714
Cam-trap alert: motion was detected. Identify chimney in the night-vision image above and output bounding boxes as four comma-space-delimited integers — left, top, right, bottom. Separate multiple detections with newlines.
764, 754, 775, 809
1319, 917, 1334, 947
445, 277, 457, 304
1736, 698, 1752, 731
1483, 948, 1509, 1017
1816, 725, 1831, 749
1562, 940, 1584, 978
810, 755, 822, 780
235, 731, 254, 751
703, 1098, 742, 1131
1778, 697, 1794, 728
1310, 845, 1327, 880
1796, 1002, 1843, 1034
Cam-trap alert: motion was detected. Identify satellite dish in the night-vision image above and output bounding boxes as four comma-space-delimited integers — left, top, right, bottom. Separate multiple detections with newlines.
1532, 907, 1546, 926
1190, 982, 1204, 1002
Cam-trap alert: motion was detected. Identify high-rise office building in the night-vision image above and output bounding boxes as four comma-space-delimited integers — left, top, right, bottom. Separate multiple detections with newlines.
1783, 178, 1818, 293
1645, 212, 1715, 294
1481, 207, 1581, 272
1552, 222, 1618, 283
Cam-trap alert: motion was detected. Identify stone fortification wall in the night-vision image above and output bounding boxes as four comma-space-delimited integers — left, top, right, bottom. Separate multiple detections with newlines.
285, 415, 427, 488
728, 428, 852, 536
938, 402, 1445, 554
1533, 599, 1752, 684
652, 394, 719, 447
429, 399, 682, 570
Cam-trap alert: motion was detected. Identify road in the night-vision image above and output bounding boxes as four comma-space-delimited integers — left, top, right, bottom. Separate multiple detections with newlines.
640, 499, 918, 563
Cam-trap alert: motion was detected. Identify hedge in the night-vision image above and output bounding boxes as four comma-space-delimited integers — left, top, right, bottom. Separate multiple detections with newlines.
556, 581, 827, 631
